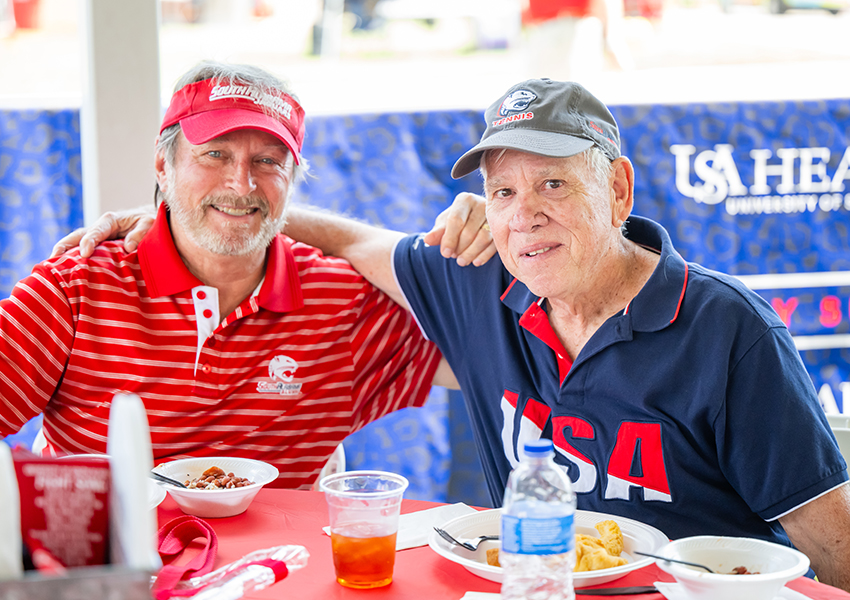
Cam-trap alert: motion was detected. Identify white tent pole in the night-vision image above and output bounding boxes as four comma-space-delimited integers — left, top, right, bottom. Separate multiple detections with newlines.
80, 0, 161, 224
320, 0, 344, 59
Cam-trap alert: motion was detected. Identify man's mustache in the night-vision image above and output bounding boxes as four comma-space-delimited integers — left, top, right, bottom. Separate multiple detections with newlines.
200, 195, 271, 218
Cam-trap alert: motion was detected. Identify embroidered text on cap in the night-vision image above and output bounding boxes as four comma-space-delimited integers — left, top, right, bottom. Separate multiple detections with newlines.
208, 83, 294, 120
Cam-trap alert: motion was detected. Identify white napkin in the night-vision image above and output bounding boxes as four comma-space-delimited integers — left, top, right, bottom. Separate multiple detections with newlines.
654, 581, 811, 600
459, 593, 499, 600
322, 502, 478, 550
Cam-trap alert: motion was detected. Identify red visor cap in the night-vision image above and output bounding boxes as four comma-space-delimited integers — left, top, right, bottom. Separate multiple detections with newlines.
160, 78, 305, 164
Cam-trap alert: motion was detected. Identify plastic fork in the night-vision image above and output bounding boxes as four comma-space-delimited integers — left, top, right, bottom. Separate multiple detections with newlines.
433, 526, 499, 551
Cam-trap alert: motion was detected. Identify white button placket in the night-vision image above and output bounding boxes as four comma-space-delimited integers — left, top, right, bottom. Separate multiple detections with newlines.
192, 286, 220, 375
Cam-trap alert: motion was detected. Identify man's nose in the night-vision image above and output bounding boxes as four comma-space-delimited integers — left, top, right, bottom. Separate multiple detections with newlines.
225, 158, 257, 196
509, 192, 546, 232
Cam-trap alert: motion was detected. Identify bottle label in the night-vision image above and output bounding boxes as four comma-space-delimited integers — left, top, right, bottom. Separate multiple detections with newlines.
501, 513, 575, 555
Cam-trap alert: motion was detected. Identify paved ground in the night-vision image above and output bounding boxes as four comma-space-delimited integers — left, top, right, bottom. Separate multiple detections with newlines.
1, 0, 849, 112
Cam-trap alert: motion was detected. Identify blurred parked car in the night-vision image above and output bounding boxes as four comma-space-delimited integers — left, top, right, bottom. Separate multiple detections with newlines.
768, 0, 849, 13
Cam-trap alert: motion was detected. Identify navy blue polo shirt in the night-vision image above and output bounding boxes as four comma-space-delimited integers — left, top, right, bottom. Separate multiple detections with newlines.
393, 215, 848, 545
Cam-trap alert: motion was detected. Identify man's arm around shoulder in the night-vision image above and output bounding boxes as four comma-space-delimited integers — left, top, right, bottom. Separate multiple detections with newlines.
284, 193, 495, 309
285, 206, 407, 307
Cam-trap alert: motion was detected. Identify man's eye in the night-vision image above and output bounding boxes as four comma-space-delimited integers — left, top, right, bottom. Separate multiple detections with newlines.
207, 150, 222, 158
259, 157, 278, 165
545, 180, 563, 189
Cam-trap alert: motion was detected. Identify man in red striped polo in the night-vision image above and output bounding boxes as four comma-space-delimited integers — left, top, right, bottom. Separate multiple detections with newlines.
0, 61, 460, 490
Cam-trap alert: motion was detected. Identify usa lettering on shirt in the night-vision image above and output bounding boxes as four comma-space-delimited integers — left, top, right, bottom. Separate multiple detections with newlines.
500, 390, 673, 502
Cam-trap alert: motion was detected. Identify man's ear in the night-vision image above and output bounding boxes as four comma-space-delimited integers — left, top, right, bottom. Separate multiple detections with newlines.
154, 147, 169, 193
610, 157, 635, 227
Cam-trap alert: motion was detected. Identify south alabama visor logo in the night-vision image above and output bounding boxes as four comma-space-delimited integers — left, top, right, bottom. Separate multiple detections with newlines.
209, 84, 294, 120
256, 354, 302, 395
493, 89, 537, 126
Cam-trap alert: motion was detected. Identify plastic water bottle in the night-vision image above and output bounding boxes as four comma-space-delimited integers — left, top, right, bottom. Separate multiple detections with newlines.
500, 439, 576, 600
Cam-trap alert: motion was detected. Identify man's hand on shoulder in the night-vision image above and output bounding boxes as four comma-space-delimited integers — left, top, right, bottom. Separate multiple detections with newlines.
51, 206, 157, 258
422, 192, 496, 267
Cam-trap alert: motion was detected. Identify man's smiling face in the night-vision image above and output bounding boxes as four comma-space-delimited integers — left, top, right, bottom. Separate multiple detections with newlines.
158, 128, 294, 257
483, 149, 620, 302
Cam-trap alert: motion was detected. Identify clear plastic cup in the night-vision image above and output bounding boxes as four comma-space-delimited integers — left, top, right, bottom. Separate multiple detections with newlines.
319, 470, 409, 589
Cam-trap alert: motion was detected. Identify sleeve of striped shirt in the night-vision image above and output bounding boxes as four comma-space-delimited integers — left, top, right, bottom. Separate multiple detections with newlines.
0, 262, 75, 435
347, 282, 442, 432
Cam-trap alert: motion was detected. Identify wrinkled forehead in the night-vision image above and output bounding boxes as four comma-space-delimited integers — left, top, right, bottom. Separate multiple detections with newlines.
481, 149, 586, 183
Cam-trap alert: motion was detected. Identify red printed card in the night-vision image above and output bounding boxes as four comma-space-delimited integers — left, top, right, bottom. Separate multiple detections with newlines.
13, 451, 111, 568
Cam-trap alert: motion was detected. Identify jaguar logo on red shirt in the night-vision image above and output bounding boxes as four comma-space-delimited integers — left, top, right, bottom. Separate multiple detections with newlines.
257, 355, 303, 395
269, 355, 298, 382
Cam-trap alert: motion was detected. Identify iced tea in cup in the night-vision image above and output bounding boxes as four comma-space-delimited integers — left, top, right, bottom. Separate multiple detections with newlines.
320, 471, 409, 589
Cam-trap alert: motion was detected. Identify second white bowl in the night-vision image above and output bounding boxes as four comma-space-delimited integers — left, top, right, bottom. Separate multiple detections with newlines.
655, 536, 810, 600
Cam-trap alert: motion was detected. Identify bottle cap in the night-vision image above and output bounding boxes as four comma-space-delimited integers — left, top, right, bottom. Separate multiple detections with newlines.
523, 439, 554, 455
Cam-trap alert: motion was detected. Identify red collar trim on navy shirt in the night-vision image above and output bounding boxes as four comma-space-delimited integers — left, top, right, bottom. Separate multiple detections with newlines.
499, 277, 519, 302
626, 259, 688, 325
517, 298, 573, 382
138, 202, 303, 313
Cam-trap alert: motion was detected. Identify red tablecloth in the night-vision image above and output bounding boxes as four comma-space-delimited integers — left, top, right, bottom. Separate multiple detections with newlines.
156, 489, 850, 600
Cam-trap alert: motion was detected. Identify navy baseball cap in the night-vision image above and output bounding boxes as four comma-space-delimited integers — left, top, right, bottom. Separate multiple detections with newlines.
451, 79, 621, 179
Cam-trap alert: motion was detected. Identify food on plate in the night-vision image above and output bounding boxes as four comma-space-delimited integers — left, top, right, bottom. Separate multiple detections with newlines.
185, 466, 255, 490
484, 519, 628, 572
575, 520, 628, 572
729, 566, 759, 574
593, 519, 624, 556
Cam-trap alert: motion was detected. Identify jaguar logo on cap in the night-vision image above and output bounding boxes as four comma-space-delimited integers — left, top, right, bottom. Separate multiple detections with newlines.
498, 89, 537, 116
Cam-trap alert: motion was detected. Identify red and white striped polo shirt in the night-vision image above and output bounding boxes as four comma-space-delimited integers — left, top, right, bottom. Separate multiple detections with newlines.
0, 205, 441, 489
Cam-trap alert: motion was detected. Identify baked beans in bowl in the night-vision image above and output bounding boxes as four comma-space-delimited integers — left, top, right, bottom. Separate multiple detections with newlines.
152, 457, 278, 518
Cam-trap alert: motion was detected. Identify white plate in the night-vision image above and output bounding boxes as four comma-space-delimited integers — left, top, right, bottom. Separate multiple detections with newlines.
148, 478, 166, 511
427, 509, 669, 587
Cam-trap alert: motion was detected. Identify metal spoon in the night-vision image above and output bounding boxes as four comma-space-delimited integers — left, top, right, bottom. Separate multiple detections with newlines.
634, 550, 715, 573
149, 470, 188, 488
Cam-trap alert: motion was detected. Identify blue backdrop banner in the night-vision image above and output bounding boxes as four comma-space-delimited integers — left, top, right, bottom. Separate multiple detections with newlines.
0, 109, 84, 292
2, 98, 849, 503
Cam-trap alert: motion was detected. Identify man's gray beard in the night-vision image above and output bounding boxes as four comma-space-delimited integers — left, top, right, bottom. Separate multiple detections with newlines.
163, 185, 286, 257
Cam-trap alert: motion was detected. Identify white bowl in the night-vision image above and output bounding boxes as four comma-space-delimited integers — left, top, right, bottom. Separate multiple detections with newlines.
655, 536, 810, 600
152, 457, 278, 518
